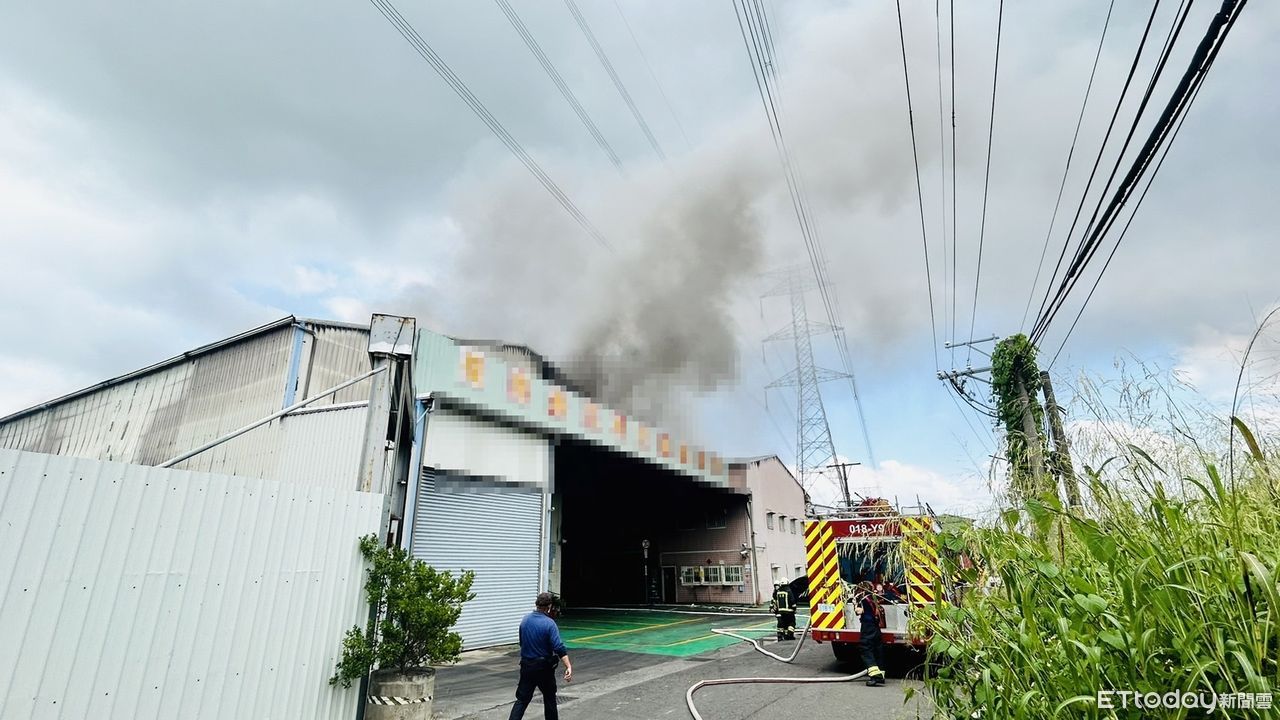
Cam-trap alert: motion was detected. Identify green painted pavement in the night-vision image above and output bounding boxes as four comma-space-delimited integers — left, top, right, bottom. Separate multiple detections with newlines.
558, 610, 784, 658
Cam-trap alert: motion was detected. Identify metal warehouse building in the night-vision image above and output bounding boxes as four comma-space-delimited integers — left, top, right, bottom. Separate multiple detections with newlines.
0, 314, 802, 655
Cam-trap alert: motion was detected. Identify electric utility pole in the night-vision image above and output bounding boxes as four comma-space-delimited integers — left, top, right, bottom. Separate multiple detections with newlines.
937, 334, 999, 418
826, 461, 862, 509
1040, 371, 1079, 508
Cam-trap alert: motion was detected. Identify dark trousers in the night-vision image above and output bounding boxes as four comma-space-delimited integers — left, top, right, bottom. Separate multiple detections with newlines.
776, 611, 796, 638
508, 658, 558, 720
860, 632, 885, 677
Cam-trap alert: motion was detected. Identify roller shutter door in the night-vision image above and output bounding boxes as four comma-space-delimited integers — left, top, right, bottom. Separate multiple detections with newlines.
411, 469, 543, 649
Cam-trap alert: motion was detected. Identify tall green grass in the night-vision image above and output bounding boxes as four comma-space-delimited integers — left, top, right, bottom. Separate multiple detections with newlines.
923, 432, 1279, 718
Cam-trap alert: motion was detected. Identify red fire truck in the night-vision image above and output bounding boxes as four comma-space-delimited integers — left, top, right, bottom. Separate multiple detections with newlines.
802, 498, 947, 664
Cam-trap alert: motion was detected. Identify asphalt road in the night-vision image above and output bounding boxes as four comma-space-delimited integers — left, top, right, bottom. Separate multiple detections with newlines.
437, 633, 934, 720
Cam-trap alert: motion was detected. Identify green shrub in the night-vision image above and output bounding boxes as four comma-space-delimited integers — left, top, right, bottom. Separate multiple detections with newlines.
330, 535, 476, 687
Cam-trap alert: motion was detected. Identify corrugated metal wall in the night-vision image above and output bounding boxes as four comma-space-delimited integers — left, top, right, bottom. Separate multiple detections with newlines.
171, 405, 369, 491
0, 449, 382, 720
301, 325, 374, 407
0, 322, 375, 492
0, 326, 294, 466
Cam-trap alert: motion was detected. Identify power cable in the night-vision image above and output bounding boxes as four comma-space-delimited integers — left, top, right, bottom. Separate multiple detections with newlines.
949, 377, 998, 419
564, 0, 667, 160
935, 0, 950, 362
368, 0, 613, 251
612, 0, 693, 150
894, 0, 942, 371
1020, 0, 1115, 332
948, 0, 958, 363
1036, 0, 1194, 336
966, 0, 1004, 366
738, 0, 842, 358
494, 0, 624, 171
943, 381, 997, 451
735, 0, 876, 466
1048, 1, 1243, 366
1028, 1, 1165, 338
1034, 0, 1244, 343
750, 0, 780, 74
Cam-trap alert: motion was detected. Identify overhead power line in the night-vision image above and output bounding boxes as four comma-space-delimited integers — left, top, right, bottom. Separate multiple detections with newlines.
967, 0, 1005, 366
1020, 0, 1116, 331
732, 0, 876, 467
563, 0, 667, 161
494, 0, 624, 171
894, 0, 941, 371
947, 0, 959, 364
611, 0, 692, 150
746, 0, 876, 465
1036, 0, 1193, 339
934, 0, 950, 366
1047, 0, 1247, 364
368, 0, 612, 251
1033, 0, 1248, 347
1027, 1, 1166, 338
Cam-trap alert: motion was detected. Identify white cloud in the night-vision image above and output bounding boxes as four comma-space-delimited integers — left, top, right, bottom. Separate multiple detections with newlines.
0, 357, 94, 419
324, 297, 374, 325
803, 456, 995, 520
288, 265, 340, 295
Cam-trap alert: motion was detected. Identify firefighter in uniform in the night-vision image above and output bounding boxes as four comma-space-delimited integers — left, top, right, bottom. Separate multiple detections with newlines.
856, 582, 886, 686
770, 577, 798, 641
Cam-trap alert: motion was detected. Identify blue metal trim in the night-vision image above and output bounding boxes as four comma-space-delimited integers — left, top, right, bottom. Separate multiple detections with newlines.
281, 324, 306, 409
401, 398, 428, 551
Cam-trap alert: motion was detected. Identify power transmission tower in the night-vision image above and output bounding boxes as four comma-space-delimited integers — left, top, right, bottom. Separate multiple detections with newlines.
763, 267, 849, 492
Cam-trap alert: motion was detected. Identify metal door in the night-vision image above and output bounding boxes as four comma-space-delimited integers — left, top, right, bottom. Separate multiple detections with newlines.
412, 469, 544, 649
661, 566, 677, 603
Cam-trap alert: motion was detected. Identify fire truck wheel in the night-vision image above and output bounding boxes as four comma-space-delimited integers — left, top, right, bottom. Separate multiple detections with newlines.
831, 641, 864, 667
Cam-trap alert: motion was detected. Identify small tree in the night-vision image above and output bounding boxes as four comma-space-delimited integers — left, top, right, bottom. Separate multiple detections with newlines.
330, 534, 476, 688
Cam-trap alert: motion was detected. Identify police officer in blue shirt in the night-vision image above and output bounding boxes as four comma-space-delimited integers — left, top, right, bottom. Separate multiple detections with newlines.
508, 592, 574, 720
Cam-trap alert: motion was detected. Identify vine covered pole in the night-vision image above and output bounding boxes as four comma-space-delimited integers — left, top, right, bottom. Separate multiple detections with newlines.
1040, 370, 1080, 508
992, 334, 1054, 504
1014, 374, 1047, 498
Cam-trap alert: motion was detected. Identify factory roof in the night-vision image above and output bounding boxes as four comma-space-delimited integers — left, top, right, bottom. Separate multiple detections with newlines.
0, 315, 361, 425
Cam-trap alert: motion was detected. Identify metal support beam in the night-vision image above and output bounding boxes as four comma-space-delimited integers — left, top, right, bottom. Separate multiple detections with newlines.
158, 365, 389, 468
936, 366, 993, 381
944, 334, 1000, 349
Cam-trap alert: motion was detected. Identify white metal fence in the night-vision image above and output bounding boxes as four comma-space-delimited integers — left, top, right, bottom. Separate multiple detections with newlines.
0, 449, 383, 720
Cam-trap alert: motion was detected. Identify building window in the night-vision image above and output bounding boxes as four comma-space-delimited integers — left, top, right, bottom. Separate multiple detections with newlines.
794, 565, 804, 579
678, 511, 697, 531
703, 565, 723, 584
681, 566, 703, 585
766, 512, 775, 530
778, 514, 786, 532
771, 565, 781, 583
790, 519, 798, 535
724, 565, 744, 584
706, 507, 728, 529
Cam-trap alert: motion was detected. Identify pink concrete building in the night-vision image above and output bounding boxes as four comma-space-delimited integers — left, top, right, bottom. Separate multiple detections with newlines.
653, 455, 807, 605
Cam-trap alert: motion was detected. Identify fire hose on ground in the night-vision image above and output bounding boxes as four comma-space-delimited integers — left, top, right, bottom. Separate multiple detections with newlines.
685, 624, 870, 720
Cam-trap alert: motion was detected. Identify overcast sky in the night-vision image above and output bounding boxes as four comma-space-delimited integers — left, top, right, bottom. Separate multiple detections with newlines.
2, 0, 1277, 515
